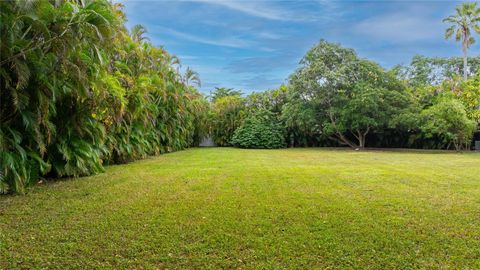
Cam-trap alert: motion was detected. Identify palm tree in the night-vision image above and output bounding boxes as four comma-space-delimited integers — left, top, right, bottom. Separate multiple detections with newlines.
130, 24, 150, 44
184, 67, 201, 87
444, 2, 480, 80
210, 87, 242, 102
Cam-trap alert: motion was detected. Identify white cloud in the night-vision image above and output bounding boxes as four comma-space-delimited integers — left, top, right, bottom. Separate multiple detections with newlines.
150, 26, 254, 48
257, 31, 284, 40
353, 12, 443, 43
190, 0, 310, 21
192, 0, 286, 20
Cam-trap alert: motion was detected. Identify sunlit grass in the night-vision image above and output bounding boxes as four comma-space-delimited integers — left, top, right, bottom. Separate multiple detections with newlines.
1, 148, 480, 269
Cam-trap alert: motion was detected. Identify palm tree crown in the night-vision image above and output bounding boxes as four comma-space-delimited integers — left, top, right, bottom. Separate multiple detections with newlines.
131, 24, 150, 44
184, 67, 201, 87
444, 2, 480, 79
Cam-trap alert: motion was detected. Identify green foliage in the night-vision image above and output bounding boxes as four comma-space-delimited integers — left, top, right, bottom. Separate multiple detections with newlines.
282, 99, 322, 147
183, 67, 201, 87
420, 97, 476, 150
210, 95, 245, 146
285, 40, 479, 150
0, 1, 207, 193
288, 40, 410, 148
457, 75, 480, 122
188, 89, 212, 146
231, 110, 286, 149
394, 55, 480, 87
209, 87, 243, 102
443, 2, 480, 79
336, 82, 411, 148
393, 62, 480, 150
245, 85, 288, 115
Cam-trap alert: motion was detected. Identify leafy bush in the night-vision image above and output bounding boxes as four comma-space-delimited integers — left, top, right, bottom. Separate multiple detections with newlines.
421, 98, 476, 150
231, 110, 286, 149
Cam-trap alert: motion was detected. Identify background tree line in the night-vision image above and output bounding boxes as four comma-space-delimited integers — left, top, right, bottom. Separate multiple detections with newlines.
209, 41, 479, 151
209, 3, 480, 150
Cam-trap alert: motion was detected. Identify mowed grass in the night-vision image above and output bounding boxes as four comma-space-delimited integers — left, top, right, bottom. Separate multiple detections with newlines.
1, 148, 480, 269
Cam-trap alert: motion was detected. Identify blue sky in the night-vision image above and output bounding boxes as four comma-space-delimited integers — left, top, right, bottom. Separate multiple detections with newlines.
121, 0, 473, 94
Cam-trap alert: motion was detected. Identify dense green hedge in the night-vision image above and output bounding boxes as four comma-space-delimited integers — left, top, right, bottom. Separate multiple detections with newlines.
231, 110, 286, 149
0, 1, 208, 194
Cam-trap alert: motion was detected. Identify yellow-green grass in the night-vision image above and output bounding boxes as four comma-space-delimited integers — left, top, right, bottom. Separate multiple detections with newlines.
1, 148, 480, 269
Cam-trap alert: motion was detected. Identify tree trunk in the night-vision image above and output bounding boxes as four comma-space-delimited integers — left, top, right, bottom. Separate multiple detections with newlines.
463, 34, 468, 80
353, 128, 370, 149
359, 134, 365, 148
453, 139, 460, 151
327, 111, 358, 148
335, 133, 358, 148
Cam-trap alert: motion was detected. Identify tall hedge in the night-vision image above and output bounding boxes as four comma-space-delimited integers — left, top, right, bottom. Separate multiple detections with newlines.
0, 0, 208, 194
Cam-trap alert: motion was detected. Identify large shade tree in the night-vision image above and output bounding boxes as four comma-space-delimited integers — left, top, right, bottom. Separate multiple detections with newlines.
288, 40, 410, 148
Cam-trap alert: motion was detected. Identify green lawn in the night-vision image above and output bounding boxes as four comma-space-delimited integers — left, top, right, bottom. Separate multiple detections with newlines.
1, 148, 480, 269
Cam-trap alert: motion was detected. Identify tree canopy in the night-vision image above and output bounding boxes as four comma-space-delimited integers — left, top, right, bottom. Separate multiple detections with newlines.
287, 40, 411, 148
